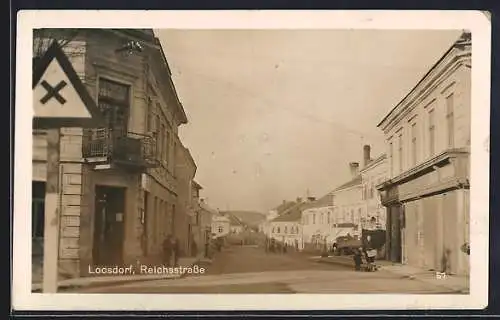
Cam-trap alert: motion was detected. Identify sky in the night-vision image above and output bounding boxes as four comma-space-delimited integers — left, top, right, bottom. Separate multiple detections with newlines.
156, 29, 463, 213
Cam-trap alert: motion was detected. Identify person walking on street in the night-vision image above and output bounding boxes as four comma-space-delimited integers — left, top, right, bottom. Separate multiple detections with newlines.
172, 237, 180, 267
162, 234, 173, 267
353, 248, 363, 271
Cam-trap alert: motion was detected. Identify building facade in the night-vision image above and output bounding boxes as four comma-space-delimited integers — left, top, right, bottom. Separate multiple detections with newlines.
377, 32, 471, 275
174, 146, 197, 257
301, 194, 334, 251
299, 145, 387, 254
32, 28, 194, 280
269, 200, 306, 249
259, 200, 296, 235
330, 163, 364, 235
359, 147, 388, 230
190, 183, 213, 257
211, 214, 230, 238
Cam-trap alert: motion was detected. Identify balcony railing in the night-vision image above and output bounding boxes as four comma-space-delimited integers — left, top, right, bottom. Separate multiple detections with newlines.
83, 128, 160, 171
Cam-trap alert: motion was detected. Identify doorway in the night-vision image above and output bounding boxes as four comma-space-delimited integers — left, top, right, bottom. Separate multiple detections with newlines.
93, 186, 126, 266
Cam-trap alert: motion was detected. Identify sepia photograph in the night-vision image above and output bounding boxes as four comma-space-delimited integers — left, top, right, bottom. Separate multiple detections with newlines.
13, 10, 490, 310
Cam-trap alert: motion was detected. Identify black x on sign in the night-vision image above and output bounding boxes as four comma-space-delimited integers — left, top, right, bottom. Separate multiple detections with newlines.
40, 80, 68, 105
32, 41, 104, 129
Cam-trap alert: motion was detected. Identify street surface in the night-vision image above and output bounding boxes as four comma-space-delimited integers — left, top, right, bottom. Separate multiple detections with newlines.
70, 245, 463, 294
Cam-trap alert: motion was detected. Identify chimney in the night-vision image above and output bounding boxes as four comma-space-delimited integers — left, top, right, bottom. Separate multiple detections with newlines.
349, 162, 360, 178
363, 145, 371, 167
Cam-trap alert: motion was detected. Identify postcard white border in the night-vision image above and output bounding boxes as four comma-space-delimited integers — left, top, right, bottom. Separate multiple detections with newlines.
13, 10, 490, 310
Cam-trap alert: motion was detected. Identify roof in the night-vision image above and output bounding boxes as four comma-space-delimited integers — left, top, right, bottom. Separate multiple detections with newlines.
220, 210, 266, 227
271, 202, 307, 222
272, 201, 297, 214
192, 180, 203, 190
377, 31, 471, 128
224, 213, 245, 226
333, 175, 362, 192
360, 153, 387, 173
301, 193, 334, 210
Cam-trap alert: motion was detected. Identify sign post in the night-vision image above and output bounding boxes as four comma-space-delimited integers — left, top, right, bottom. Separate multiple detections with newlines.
33, 41, 104, 293
42, 128, 61, 293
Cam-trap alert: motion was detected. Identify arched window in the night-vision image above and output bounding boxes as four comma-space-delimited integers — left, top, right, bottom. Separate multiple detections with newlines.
277, 227, 281, 233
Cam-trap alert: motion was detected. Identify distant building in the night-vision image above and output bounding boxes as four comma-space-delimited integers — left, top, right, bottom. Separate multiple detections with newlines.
359, 146, 388, 230
226, 214, 245, 234
300, 145, 388, 254
330, 163, 364, 236
190, 183, 214, 257
259, 200, 296, 235
269, 198, 309, 249
301, 194, 334, 251
377, 32, 471, 275
211, 213, 230, 238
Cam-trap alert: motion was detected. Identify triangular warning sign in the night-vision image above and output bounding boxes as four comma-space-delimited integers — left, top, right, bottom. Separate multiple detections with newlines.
33, 41, 104, 129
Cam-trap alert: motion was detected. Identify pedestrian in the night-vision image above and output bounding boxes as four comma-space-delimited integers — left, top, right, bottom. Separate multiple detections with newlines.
162, 234, 173, 267
353, 248, 363, 271
191, 240, 198, 257
172, 237, 180, 267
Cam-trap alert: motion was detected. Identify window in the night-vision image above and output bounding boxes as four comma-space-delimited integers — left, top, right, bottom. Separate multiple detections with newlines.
97, 78, 130, 137
161, 123, 166, 162
389, 141, 394, 176
398, 132, 403, 173
313, 214, 316, 224
411, 122, 418, 166
153, 197, 158, 246
166, 131, 171, 169
284, 226, 288, 234
218, 226, 223, 233
171, 204, 176, 234
147, 98, 154, 133
173, 141, 177, 175
446, 93, 455, 148
327, 212, 331, 224
429, 109, 436, 156
370, 183, 374, 198
32, 182, 45, 239
156, 115, 162, 157
277, 227, 281, 233
142, 191, 150, 254
321, 213, 324, 224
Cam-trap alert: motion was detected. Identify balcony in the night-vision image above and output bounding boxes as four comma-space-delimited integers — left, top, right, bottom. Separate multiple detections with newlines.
83, 129, 160, 172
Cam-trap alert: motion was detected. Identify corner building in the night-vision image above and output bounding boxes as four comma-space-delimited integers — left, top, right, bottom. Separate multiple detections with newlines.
32, 29, 193, 279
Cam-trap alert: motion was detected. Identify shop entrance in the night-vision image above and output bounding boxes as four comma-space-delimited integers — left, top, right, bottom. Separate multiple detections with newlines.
93, 186, 126, 266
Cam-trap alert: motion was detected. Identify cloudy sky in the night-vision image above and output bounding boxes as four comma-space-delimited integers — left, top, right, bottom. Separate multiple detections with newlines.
156, 29, 462, 213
